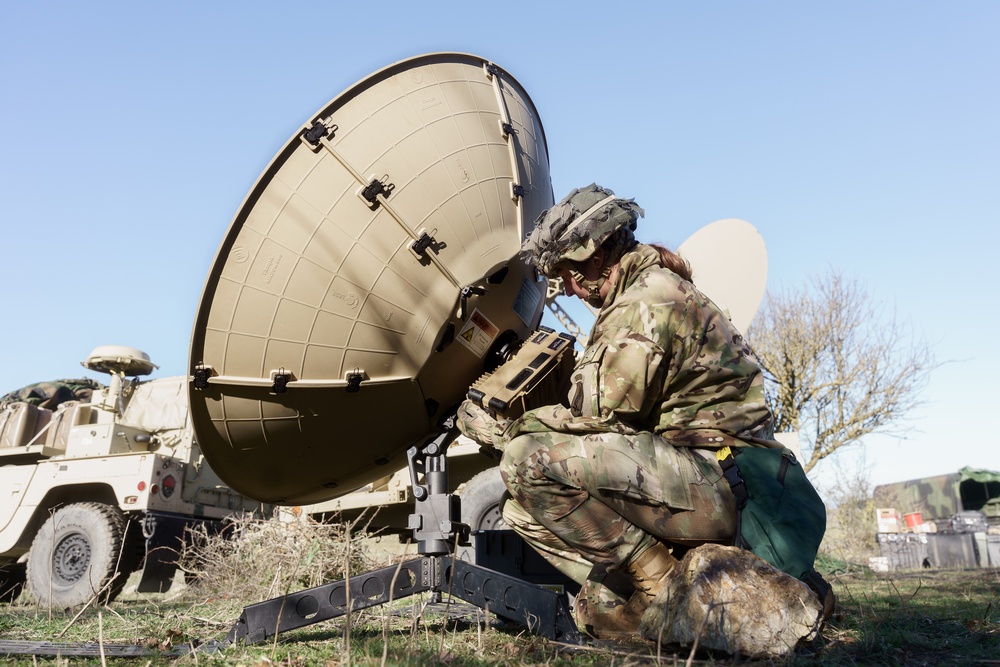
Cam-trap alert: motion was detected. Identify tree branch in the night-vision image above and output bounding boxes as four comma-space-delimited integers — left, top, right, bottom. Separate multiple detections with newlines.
747, 269, 936, 472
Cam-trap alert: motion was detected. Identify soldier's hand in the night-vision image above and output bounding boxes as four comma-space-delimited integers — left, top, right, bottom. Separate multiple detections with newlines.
456, 399, 510, 451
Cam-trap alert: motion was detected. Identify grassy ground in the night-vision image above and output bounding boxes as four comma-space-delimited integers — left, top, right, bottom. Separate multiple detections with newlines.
2, 516, 998, 667
1, 561, 999, 666
821, 565, 1000, 666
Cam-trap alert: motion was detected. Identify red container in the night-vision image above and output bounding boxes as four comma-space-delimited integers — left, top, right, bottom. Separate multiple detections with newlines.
903, 512, 923, 528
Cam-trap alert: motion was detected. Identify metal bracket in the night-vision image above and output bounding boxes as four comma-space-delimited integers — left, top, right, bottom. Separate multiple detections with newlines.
270, 370, 292, 394
510, 182, 525, 203
191, 364, 215, 390
346, 370, 365, 393
412, 232, 435, 257
460, 284, 487, 320
410, 228, 447, 262
301, 117, 337, 148
360, 176, 394, 209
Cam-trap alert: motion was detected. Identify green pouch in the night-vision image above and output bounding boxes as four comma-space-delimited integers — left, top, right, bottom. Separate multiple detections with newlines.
717, 446, 826, 580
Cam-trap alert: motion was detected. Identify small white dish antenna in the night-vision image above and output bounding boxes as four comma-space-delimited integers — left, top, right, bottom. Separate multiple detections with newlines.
82, 345, 157, 376
677, 218, 768, 333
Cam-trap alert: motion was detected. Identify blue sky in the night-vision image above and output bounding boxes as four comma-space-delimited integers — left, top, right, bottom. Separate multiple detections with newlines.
2, 2, 997, 492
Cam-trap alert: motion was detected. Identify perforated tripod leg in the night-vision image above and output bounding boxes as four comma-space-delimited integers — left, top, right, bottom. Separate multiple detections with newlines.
225, 557, 436, 645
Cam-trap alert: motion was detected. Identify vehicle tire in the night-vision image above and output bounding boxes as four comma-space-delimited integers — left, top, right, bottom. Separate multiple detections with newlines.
26, 502, 135, 608
459, 468, 507, 532
0, 564, 26, 603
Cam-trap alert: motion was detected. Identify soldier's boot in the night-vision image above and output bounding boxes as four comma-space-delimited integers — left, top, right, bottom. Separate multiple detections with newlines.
623, 541, 678, 612
574, 569, 639, 639
576, 542, 679, 639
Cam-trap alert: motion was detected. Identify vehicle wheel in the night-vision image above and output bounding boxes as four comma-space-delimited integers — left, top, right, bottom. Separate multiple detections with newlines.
26, 502, 135, 608
0, 564, 26, 603
455, 468, 508, 564
460, 468, 507, 532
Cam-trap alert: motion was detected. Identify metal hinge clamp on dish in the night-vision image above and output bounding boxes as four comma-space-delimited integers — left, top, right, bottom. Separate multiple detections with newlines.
301, 116, 338, 148
361, 176, 394, 210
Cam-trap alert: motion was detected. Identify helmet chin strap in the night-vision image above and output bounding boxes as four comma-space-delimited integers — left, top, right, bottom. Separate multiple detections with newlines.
567, 235, 634, 307
569, 265, 614, 308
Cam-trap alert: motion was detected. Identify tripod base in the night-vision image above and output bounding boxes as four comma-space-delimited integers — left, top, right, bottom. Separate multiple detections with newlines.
225, 556, 581, 646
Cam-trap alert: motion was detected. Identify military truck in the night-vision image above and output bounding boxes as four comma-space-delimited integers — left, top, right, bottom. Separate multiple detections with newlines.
0, 345, 268, 607
873, 467, 1000, 528
871, 468, 1000, 571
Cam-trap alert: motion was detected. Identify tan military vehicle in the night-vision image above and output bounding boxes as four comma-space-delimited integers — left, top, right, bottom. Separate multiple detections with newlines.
0, 345, 267, 607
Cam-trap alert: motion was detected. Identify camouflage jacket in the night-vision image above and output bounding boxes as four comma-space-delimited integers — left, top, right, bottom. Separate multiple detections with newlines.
500, 244, 777, 450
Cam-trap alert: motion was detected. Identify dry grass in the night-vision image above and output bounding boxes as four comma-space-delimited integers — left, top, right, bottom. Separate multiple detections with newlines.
178, 511, 381, 604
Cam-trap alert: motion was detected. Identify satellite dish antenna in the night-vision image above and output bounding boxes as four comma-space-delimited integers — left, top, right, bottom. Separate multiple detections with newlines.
677, 218, 767, 333
188, 53, 553, 505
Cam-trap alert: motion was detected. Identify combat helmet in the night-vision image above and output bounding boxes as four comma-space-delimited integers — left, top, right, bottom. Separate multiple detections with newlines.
521, 183, 642, 305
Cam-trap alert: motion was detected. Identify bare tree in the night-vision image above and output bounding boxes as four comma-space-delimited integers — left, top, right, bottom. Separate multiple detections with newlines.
746, 270, 936, 473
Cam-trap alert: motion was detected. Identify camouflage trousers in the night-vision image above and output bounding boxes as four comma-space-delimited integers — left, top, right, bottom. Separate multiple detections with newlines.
499, 430, 736, 588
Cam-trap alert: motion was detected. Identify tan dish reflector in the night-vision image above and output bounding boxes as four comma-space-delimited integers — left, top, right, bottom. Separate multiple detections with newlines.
188, 53, 552, 505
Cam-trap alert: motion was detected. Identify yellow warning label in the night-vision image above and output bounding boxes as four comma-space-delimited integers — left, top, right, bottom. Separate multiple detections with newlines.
456, 309, 499, 358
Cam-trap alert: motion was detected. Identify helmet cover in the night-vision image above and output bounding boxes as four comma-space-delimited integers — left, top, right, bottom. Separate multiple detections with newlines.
520, 183, 643, 277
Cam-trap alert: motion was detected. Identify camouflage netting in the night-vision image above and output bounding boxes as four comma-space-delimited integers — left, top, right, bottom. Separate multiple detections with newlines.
873, 467, 1000, 523
0, 378, 105, 410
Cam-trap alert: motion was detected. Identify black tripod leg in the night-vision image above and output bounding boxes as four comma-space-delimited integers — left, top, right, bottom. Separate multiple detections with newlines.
446, 558, 582, 644
226, 557, 435, 645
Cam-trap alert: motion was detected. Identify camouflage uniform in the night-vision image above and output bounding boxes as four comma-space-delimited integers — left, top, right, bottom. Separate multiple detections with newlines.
459, 185, 780, 623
